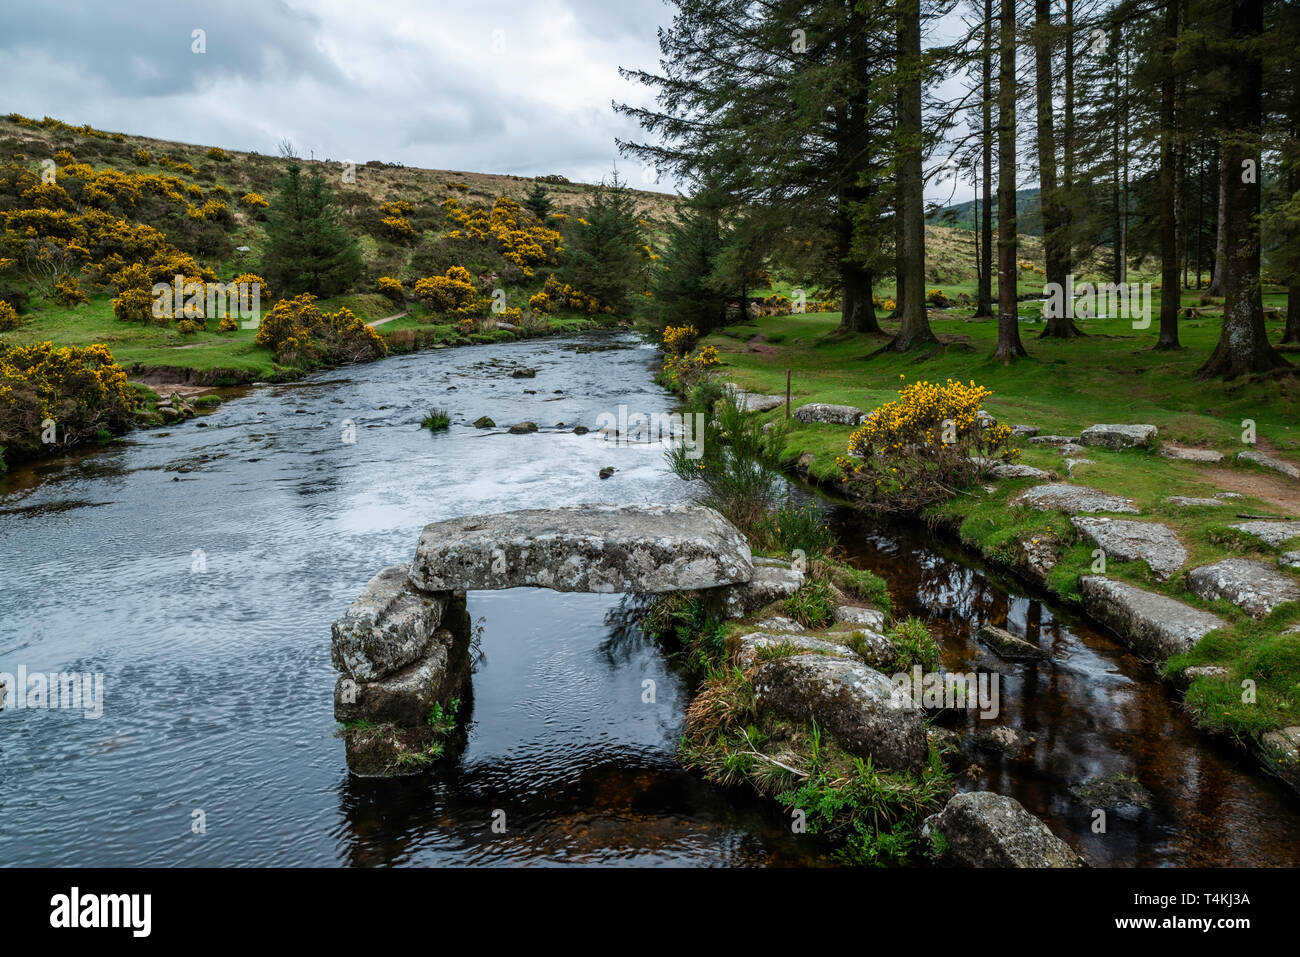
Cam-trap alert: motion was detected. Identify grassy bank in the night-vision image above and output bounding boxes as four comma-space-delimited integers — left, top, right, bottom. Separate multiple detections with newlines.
697, 305, 1300, 750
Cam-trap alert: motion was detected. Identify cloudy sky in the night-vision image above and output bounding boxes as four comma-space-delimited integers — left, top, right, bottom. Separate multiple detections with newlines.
0, 0, 976, 199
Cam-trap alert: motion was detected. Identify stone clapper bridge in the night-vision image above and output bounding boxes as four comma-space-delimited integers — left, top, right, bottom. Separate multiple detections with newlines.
331, 504, 801, 776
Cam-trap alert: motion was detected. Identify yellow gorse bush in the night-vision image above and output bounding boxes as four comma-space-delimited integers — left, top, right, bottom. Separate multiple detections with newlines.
838, 378, 1019, 512
661, 324, 698, 356
414, 266, 484, 315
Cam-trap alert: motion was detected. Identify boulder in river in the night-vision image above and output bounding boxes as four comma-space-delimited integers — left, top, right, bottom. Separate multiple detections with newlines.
921, 791, 1084, 867
473, 416, 495, 429
507, 421, 538, 434
752, 654, 927, 772
1186, 558, 1300, 619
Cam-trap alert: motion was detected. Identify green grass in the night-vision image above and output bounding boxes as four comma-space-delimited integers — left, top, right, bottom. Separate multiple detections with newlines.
421, 408, 451, 431
703, 306, 1300, 741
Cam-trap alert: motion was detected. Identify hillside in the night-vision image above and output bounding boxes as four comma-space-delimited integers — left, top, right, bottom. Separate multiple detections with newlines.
927, 187, 1042, 235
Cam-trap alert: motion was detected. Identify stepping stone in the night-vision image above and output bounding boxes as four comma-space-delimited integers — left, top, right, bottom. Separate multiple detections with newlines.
792, 403, 865, 425
1010, 425, 1039, 438
1013, 484, 1140, 514
1079, 576, 1227, 663
1229, 521, 1300, 548
1070, 517, 1187, 581
1281, 551, 1300, 570
1161, 444, 1224, 463
1028, 434, 1081, 446
1238, 450, 1300, 481
1165, 496, 1226, 507
1187, 559, 1300, 618
1080, 424, 1158, 450
989, 463, 1051, 480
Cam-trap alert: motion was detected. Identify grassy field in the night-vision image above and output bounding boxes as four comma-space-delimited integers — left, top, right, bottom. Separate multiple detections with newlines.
705, 302, 1300, 742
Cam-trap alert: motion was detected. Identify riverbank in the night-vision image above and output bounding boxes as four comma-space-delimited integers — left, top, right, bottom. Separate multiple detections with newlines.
0, 290, 623, 474
692, 309, 1300, 794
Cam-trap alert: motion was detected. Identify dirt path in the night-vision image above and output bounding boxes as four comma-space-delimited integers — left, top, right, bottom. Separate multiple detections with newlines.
367, 311, 407, 328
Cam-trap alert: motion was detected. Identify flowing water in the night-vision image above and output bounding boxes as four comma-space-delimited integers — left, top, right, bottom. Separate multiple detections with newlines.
0, 332, 1295, 866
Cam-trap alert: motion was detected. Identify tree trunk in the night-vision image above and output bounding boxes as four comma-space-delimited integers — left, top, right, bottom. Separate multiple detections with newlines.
974, 0, 995, 318
1198, 0, 1289, 378
1062, 0, 1076, 277
1284, 285, 1300, 344
1035, 0, 1081, 338
1207, 153, 1229, 296
883, 0, 936, 352
994, 0, 1026, 363
841, 259, 882, 333
1156, 0, 1181, 349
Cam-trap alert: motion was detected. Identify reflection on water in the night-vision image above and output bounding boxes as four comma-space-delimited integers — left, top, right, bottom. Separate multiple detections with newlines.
830, 507, 1300, 867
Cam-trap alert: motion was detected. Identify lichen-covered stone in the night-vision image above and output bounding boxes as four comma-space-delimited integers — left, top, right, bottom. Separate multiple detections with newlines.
1237, 449, 1300, 481
792, 403, 865, 426
832, 604, 886, 629
752, 654, 927, 771
1013, 484, 1140, 514
720, 564, 804, 618
1080, 424, 1158, 450
1161, 445, 1224, 463
1229, 521, 1300, 549
408, 504, 754, 594
734, 632, 856, 669
922, 791, 1083, 867
1079, 576, 1227, 663
330, 564, 447, 681
1186, 559, 1300, 619
1070, 517, 1187, 581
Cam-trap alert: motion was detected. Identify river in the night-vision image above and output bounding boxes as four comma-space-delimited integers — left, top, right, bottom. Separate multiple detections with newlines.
0, 332, 1295, 866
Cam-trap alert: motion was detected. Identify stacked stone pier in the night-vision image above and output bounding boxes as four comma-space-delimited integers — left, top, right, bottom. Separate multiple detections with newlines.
332, 504, 765, 776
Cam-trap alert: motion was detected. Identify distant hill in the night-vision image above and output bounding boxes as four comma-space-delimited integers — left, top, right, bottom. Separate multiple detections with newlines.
927, 187, 1042, 236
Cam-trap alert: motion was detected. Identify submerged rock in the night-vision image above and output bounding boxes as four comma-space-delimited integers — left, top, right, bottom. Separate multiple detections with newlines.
1079, 576, 1227, 662
976, 623, 1050, 661
1070, 517, 1187, 581
752, 654, 927, 771
1080, 423, 1158, 450
1069, 774, 1153, 810
921, 791, 1083, 868
408, 504, 754, 594
1186, 558, 1300, 619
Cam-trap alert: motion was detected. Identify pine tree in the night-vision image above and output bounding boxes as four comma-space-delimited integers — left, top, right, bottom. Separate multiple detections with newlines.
523, 182, 554, 221
262, 165, 362, 298
653, 195, 727, 333
557, 172, 645, 312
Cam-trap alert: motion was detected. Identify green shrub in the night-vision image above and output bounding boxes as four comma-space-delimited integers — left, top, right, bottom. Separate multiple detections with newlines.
888, 616, 940, 672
